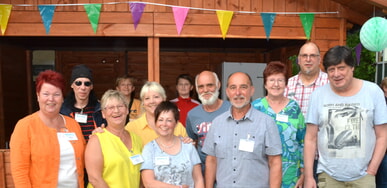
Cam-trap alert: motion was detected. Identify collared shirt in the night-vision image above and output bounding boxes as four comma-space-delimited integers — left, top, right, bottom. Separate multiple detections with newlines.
125, 113, 187, 145
285, 71, 329, 117
202, 106, 282, 188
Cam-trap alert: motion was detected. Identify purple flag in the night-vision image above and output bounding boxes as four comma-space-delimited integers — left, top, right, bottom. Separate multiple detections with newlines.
129, 3, 146, 29
355, 43, 362, 65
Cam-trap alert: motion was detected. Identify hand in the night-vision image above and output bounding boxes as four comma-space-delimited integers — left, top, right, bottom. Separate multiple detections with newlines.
295, 173, 304, 188
180, 136, 194, 144
303, 176, 317, 188
89, 123, 106, 138
366, 169, 377, 176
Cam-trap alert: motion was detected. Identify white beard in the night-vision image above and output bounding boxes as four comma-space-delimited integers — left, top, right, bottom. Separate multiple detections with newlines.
199, 90, 219, 106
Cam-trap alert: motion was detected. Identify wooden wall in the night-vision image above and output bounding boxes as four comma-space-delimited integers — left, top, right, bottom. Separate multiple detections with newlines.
0, 0, 349, 148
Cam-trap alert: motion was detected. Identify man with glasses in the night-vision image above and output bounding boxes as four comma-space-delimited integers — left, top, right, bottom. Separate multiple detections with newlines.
285, 42, 329, 116
284, 42, 329, 183
60, 64, 106, 142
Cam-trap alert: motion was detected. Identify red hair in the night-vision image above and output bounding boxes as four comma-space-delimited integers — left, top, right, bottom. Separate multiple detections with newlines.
35, 70, 66, 94
263, 61, 288, 85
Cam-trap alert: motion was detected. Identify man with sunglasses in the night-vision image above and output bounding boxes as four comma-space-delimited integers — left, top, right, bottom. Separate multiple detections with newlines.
60, 64, 106, 142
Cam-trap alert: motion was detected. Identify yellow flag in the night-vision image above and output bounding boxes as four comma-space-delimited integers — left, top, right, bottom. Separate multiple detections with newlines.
0, 5, 12, 35
216, 10, 234, 40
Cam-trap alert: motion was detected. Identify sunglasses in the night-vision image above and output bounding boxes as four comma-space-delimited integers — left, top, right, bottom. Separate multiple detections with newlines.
74, 81, 92, 87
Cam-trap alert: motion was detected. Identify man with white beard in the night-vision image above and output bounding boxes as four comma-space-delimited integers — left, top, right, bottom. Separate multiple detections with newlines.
186, 70, 231, 174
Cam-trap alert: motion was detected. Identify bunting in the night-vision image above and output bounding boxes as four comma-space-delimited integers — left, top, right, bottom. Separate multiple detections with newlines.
355, 43, 362, 66
260, 13, 276, 41
38, 5, 56, 34
0, 4, 12, 35
84, 4, 102, 33
299, 13, 315, 40
216, 10, 233, 40
0, 2, 338, 39
129, 2, 146, 29
172, 6, 189, 35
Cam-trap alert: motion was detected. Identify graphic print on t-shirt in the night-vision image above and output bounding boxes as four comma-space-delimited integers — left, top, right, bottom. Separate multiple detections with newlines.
322, 104, 366, 158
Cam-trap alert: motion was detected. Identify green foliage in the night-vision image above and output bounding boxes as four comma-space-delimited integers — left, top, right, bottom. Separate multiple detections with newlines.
289, 55, 299, 76
347, 31, 376, 82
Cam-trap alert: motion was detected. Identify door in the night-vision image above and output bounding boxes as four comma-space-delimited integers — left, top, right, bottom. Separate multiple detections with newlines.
221, 62, 267, 101
56, 51, 126, 99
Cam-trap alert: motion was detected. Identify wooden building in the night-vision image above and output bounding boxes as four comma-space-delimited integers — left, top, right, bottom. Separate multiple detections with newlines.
0, 0, 386, 151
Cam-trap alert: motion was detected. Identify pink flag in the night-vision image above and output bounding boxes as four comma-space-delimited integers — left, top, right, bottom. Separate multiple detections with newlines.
172, 6, 189, 35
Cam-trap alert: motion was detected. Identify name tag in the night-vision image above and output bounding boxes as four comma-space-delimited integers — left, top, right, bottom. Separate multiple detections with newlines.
57, 132, 78, 141
276, 114, 288, 123
155, 156, 170, 166
239, 139, 255, 152
75, 113, 87, 123
130, 154, 144, 165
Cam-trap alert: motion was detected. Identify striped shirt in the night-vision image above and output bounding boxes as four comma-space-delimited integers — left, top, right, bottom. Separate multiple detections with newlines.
70, 106, 96, 141
284, 71, 329, 117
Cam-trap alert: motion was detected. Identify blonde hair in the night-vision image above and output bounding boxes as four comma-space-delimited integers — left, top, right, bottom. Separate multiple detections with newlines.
381, 77, 387, 88
139, 81, 167, 101
100, 89, 128, 109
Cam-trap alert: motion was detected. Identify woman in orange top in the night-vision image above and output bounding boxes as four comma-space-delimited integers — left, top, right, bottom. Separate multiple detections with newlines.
10, 70, 86, 188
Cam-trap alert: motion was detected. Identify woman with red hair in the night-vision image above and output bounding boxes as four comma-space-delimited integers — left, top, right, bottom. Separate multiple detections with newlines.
10, 70, 86, 187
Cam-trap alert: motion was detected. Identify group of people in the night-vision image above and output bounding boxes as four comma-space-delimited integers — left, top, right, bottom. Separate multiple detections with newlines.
9, 42, 387, 188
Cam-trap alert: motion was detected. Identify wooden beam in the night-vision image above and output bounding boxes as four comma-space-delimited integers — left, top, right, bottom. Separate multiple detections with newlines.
147, 37, 160, 82
338, 5, 370, 25
361, 0, 387, 9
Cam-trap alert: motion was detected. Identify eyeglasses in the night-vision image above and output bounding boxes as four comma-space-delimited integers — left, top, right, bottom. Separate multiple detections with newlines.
299, 54, 320, 59
104, 105, 126, 112
74, 81, 92, 87
267, 79, 285, 84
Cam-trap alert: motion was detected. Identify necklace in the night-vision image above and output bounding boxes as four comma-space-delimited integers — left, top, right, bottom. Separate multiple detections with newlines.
158, 137, 177, 149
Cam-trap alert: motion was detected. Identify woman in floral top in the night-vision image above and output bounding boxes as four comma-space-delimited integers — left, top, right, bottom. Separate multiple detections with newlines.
252, 61, 306, 188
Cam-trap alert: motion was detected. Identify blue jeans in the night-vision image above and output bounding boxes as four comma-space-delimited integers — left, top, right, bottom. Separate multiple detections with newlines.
376, 154, 387, 188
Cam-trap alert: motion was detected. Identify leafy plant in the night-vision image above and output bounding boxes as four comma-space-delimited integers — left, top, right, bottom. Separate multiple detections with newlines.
289, 55, 299, 76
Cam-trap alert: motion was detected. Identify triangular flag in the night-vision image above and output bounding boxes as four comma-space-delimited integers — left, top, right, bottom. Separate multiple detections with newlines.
38, 5, 56, 34
216, 10, 234, 40
172, 6, 189, 35
84, 4, 102, 33
299, 13, 315, 40
260, 13, 276, 41
355, 43, 362, 66
129, 3, 146, 30
0, 5, 12, 35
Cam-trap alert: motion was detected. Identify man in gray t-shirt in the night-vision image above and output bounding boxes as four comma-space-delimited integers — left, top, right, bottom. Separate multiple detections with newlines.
186, 71, 230, 171
304, 46, 387, 188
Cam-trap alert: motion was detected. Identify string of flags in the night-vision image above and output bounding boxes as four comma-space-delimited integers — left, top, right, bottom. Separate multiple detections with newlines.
0, 1, 339, 39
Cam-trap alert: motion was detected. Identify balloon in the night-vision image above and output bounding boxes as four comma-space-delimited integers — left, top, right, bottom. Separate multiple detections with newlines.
360, 17, 387, 52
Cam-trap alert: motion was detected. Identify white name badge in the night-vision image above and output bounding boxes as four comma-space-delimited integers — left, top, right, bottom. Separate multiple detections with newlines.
57, 132, 78, 141
238, 139, 255, 152
130, 154, 144, 165
155, 156, 170, 166
276, 114, 289, 123
75, 113, 87, 123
